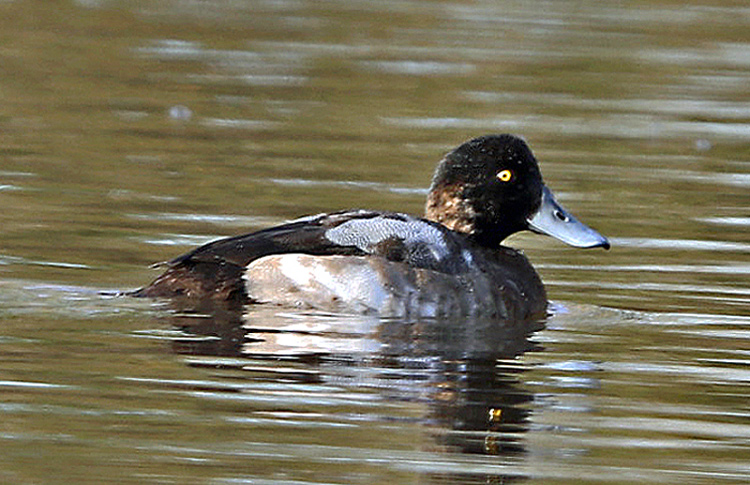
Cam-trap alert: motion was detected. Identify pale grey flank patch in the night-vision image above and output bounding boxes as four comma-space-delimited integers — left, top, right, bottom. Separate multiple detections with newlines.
325, 216, 449, 261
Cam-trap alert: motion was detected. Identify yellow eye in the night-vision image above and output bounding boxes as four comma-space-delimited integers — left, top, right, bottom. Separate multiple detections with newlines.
497, 169, 513, 182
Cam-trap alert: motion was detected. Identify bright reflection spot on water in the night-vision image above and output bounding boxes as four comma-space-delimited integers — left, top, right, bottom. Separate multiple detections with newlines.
610, 237, 750, 252
700, 217, 750, 226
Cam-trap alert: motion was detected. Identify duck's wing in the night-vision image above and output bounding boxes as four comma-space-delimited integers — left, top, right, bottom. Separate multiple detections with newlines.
135, 210, 461, 300
166, 210, 368, 268
169, 209, 461, 269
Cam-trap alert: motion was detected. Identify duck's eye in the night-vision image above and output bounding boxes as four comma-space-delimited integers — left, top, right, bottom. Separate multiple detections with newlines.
496, 169, 513, 182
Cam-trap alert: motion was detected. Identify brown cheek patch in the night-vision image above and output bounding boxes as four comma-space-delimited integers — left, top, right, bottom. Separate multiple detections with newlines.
425, 183, 476, 233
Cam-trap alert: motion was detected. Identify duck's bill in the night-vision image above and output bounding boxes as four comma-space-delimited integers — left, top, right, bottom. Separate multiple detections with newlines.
526, 186, 610, 249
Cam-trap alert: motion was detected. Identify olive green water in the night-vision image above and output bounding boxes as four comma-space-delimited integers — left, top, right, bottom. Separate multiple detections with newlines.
1, 1, 749, 483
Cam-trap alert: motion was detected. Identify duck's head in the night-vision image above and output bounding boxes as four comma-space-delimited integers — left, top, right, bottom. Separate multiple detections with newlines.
426, 134, 609, 249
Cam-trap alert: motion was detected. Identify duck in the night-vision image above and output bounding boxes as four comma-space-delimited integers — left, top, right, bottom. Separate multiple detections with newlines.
134, 134, 609, 320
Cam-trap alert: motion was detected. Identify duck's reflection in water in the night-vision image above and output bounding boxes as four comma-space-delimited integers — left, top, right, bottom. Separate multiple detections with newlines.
165, 298, 544, 483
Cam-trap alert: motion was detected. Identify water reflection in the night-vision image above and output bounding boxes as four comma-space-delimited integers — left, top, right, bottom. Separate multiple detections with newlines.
165, 299, 544, 483
1, 0, 748, 481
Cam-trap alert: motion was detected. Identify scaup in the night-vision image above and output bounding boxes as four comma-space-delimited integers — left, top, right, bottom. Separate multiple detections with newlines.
134, 134, 609, 319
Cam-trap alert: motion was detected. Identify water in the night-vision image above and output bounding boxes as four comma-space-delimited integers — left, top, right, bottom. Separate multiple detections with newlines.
0, 0, 749, 483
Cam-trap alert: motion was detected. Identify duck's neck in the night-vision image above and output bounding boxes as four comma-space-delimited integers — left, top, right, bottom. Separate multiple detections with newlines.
425, 184, 512, 248
425, 183, 477, 234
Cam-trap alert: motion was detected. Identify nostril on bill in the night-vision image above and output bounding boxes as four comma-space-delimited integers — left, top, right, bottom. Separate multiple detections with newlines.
554, 210, 569, 222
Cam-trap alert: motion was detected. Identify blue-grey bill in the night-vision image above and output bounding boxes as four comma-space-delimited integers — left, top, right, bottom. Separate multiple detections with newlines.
526, 186, 610, 249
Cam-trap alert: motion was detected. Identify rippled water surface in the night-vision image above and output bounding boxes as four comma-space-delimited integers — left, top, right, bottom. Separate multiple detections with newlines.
1, 1, 748, 483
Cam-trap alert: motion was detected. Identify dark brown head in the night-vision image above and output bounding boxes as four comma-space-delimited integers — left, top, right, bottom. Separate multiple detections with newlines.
426, 134, 609, 249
